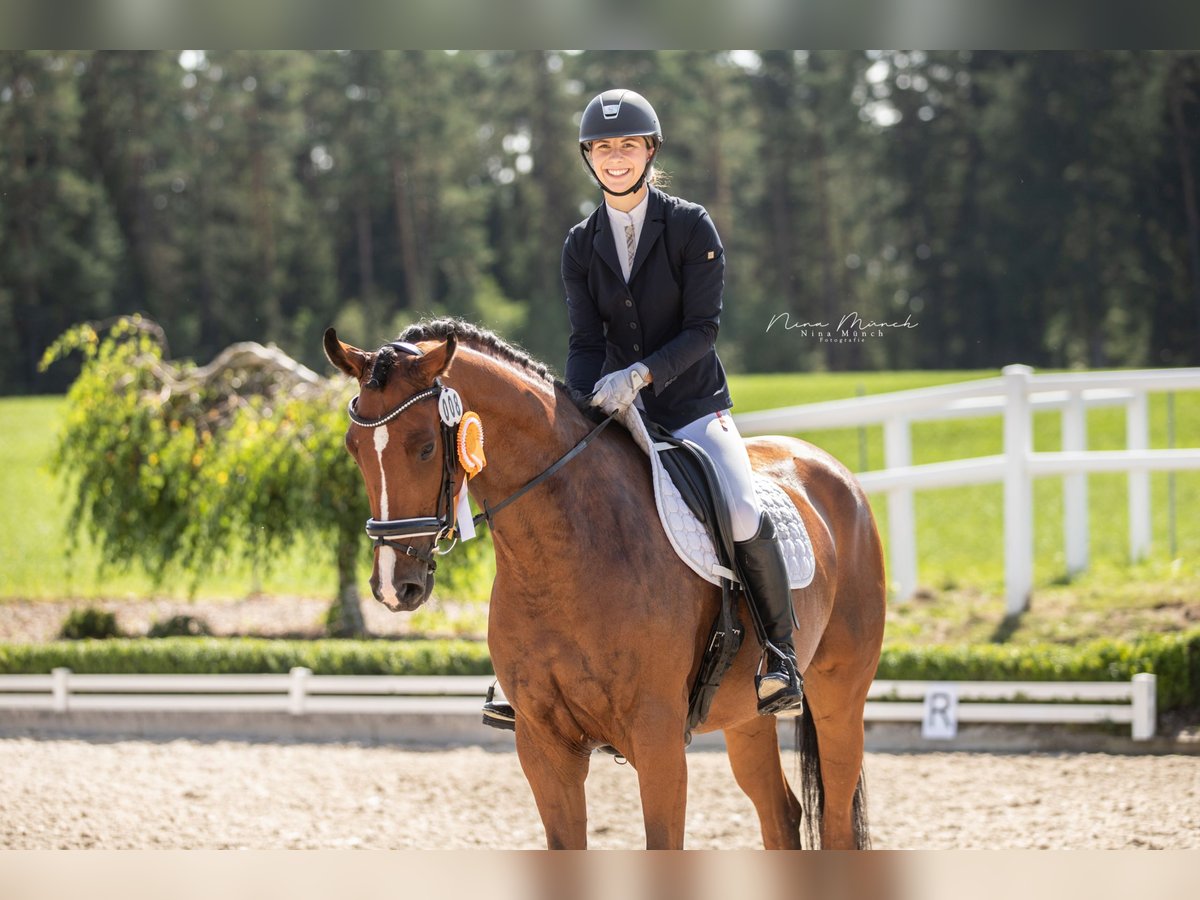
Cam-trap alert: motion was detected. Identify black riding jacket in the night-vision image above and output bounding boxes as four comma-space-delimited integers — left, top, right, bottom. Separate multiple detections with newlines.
562, 186, 733, 431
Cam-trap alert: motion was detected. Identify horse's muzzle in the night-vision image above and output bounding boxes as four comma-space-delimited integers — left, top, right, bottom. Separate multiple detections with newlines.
370, 571, 433, 612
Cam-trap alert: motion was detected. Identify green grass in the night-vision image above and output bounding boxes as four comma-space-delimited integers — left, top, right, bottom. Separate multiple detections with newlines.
0, 396, 340, 601
3, 372, 1199, 620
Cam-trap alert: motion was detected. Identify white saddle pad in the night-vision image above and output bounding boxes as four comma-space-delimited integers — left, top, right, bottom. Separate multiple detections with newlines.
615, 406, 816, 589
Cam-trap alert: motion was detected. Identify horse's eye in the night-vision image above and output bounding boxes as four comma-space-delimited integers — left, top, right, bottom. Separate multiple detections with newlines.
420, 442, 436, 461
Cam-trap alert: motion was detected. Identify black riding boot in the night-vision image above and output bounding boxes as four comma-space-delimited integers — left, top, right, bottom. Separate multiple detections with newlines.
735, 512, 805, 717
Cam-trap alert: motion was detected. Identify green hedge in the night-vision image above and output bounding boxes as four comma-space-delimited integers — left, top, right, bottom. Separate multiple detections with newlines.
2, 629, 1198, 711
878, 629, 1200, 711
0, 638, 493, 677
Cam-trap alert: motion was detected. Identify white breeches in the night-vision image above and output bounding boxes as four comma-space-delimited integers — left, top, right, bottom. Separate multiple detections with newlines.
670, 409, 763, 543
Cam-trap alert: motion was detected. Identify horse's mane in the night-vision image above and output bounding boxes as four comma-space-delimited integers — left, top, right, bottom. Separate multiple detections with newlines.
399, 317, 555, 384
381, 317, 596, 418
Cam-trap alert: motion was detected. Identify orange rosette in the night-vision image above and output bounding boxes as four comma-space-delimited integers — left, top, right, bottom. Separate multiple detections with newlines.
456, 411, 487, 478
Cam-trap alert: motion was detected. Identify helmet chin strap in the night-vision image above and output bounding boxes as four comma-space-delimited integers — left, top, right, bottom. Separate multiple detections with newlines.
580, 147, 652, 198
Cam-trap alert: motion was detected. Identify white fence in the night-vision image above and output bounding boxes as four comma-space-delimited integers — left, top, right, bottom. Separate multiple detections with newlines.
867, 675, 1156, 739
0, 670, 1157, 740
734, 365, 1200, 613
0, 670, 493, 717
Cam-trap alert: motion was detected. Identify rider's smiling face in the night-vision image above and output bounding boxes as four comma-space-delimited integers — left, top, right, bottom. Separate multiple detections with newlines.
588, 135, 654, 194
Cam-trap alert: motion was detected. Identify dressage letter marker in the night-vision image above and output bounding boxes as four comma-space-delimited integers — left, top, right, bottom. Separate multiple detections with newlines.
922, 684, 959, 740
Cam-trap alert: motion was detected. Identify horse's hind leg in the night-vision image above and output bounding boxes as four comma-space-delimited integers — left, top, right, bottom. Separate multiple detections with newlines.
803, 666, 871, 849
724, 716, 802, 849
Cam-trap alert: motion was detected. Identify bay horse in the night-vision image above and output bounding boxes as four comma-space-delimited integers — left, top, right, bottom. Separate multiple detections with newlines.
323, 318, 886, 850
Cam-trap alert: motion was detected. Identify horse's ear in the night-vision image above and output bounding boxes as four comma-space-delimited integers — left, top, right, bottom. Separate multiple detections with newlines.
413, 335, 457, 383
323, 328, 372, 380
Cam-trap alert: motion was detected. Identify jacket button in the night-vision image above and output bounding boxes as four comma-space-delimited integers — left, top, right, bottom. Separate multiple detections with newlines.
633, 343, 640, 352
625, 299, 632, 307
629, 321, 637, 329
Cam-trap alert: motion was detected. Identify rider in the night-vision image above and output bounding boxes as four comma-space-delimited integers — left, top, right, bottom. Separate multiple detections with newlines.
562, 88, 804, 717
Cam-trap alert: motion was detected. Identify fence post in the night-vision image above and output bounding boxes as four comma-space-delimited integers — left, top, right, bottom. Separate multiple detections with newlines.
1002, 365, 1034, 615
1131, 673, 1156, 740
884, 415, 916, 601
289, 667, 311, 716
1062, 389, 1089, 577
52, 667, 71, 713
1126, 392, 1151, 563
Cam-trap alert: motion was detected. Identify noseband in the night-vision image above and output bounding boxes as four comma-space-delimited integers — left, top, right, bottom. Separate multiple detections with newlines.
347, 347, 618, 574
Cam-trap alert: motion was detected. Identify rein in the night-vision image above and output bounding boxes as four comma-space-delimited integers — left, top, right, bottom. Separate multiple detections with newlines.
348, 377, 616, 571
471, 410, 616, 528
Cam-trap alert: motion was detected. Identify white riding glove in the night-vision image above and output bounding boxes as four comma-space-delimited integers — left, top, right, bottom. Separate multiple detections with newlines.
590, 362, 651, 414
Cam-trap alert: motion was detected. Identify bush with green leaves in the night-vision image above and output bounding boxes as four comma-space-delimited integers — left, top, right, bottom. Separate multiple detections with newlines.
59, 607, 120, 640
0, 638, 494, 676
39, 315, 496, 635
877, 628, 1200, 712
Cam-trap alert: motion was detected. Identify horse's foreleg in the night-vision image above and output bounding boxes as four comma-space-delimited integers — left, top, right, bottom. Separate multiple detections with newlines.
515, 727, 591, 850
724, 716, 803, 849
626, 728, 689, 849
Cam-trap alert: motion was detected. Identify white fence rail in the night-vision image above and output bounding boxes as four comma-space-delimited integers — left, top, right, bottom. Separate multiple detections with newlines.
734, 365, 1200, 613
0, 670, 1157, 740
867, 674, 1156, 739
0, 671, 496, 717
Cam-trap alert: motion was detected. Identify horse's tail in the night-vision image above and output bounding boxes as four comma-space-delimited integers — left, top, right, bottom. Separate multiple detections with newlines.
795, 708, 872, 850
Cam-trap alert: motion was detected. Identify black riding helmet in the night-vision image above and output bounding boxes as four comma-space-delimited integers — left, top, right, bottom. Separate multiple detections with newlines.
578, 89, 663, 197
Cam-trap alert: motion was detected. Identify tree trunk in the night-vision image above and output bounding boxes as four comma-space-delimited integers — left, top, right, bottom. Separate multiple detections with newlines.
328, 529, 367, 637
392, 155, 425, 309
10, 57, 42, 384
195, 129, 219, 351
811, 139, 842, 370
130, 53, 155, 317
250, 106, 280, 338
355, 183, 375, 311
1169, 58, 1200, 350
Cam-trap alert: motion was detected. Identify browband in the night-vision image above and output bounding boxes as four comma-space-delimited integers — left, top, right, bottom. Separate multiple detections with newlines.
387, 340, 424, 357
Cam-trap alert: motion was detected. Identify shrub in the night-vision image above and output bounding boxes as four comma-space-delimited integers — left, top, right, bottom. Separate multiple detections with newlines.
876, 628, 1200, 711
147, 614, 213, 638
38, 317, 368, 629
0, 638, 494, 677
58, 607, 120, 640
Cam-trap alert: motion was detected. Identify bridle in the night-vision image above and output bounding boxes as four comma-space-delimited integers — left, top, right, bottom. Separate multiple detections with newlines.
348, 377, 461, 569
347, 344, 617, 574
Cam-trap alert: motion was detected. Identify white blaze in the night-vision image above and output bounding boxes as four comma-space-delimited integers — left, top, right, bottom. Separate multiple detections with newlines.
374, 426, 399, 604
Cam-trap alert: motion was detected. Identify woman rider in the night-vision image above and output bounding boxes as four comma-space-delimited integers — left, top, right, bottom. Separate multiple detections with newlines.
562, 89, 804, 716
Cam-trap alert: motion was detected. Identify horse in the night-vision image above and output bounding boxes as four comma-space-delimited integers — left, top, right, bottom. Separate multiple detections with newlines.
323, 318, 886, 850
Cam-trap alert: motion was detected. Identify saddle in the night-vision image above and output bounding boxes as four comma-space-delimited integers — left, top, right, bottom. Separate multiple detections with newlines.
618, 406, 814, 738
